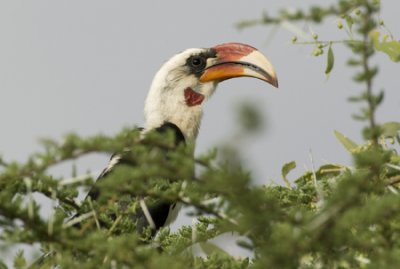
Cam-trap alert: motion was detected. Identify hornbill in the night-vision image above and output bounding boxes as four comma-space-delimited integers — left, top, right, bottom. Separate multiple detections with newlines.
84, 42, 278, 235
31, 43, 278, 266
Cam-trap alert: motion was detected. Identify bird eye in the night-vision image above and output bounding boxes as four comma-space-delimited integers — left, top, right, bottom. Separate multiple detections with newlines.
191, 56, 204, 67
187, 54, 208, 75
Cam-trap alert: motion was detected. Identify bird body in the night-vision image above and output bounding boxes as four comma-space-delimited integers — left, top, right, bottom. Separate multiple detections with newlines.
87, 122, 186, 235
31, 42, 278, 267
90, 42, 278, 236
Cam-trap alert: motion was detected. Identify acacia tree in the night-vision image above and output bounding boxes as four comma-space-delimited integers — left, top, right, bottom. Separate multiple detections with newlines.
1, 0, 400, 268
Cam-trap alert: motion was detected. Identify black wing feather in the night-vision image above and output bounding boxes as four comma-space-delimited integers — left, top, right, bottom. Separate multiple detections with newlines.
77, 122, 185, 234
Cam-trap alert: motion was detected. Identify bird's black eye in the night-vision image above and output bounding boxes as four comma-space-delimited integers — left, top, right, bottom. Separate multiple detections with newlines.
191, 56, 203, 66
187, 55, 207, 73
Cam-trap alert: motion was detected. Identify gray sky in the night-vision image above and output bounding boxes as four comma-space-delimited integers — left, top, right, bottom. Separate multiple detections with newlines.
0, 0, 399, 261
1, 0, 399, 180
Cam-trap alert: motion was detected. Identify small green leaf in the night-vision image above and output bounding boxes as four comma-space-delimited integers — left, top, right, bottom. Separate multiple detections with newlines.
370, 31, 400, 62
282, 161, 296, 189
199, 242, 231, 257
345, 15, 353, 32
325, 43, 334, 76
334, 130, 358, 152
337, 20, 343, 29
0, 260, 8, 269
347, 58, 361, 66
381, 122, 400, 138
375, 90, 385, 106
348, 93, 366, 102
13, 250, 26, 269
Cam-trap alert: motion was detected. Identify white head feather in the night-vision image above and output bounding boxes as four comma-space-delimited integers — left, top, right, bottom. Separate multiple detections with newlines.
144, 48, 217, 141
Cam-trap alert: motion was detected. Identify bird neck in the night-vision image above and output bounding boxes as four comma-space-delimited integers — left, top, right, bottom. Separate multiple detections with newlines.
144, 106, 203, 143
143, 56, 213, 142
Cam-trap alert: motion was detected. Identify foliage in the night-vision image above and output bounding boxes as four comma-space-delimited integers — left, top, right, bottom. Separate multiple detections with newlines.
1, 0, 400, 268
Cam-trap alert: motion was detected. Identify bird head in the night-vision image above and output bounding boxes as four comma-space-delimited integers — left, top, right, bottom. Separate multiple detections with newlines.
144, 42, 278, 141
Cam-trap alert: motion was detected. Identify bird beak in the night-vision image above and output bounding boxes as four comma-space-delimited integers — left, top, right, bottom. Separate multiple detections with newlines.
200, 42, 278, 88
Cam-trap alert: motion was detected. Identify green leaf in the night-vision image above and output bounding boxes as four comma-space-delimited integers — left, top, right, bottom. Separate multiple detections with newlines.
370, 31, 400, 62
334, 130, 358, 152
375, 90, 385, 106
344, 15, 353, 32
348, 93, 366, 102
347, 58, 361, 66
13, 250, 26, 269
281, 161, 296, 189
0, 260, 8, 269
381, 122, 400, 138
199, 242, 231, 257
325, 43, 334, 76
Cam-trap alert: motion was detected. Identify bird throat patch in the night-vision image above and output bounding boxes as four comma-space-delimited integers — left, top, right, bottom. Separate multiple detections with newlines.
184, 87, 204, 107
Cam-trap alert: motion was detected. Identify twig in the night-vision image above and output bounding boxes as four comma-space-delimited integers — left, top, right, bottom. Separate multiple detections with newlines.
309, 150, 324, 208
361, 24, 378, 144
140, 199, 156, 230
63, 211, 95, 228
385, 175, 400, 186
107, 215, 123, 236
178, 196, 238, 227
58, 172, 98, 186
24, 178, 34, 220
88, 197, 101, 230
293, 39, 363, 45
